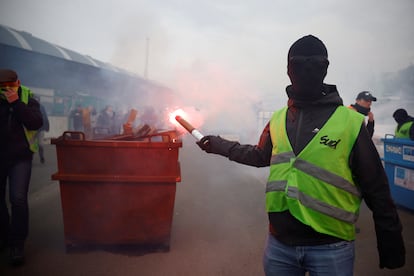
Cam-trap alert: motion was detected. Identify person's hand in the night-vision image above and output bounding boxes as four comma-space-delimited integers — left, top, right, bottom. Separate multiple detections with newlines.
367, 111, 374, 122
378, 231, 405, 269
196, 136, 214, 153
3, 88, 19, 103
379, 248, 405, 269
196, 135, 237, 157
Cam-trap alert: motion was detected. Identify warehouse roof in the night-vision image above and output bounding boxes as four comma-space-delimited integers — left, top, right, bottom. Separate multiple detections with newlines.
0, 24, 129, 74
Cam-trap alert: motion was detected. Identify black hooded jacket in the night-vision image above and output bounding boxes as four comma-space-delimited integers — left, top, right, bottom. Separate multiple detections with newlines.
0, 87, 43, 165
200, 33, 404, 268
202, 83, 404, 265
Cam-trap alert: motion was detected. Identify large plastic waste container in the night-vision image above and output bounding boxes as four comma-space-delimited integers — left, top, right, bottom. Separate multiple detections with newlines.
381, 134, 414, 211
51, 131, 182, 252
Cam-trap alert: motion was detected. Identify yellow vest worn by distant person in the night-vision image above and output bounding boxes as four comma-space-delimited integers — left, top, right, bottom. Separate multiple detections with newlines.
266, 106, 364, 241
395, 121, 413, 138
20, 85, 39, 153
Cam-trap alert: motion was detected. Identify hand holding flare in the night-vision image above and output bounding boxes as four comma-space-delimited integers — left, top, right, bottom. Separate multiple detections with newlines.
174, 115, 204, 141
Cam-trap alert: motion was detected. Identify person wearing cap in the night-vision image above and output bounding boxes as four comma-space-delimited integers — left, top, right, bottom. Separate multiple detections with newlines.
0, 69, 43, 266
349, 91, 377, 138
195, 35, 405, 274
393, 108, 414, 140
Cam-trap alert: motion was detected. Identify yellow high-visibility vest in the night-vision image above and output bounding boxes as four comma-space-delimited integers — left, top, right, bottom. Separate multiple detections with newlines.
267, 106, 364, 240
20, 85, 39, 153
395, 121, 413, 138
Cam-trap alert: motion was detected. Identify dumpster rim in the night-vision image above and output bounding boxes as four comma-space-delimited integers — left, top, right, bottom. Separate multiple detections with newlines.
52, 173, 181, 183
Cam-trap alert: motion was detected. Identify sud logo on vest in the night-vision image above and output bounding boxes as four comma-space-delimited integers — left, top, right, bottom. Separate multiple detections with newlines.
320, 135, 341, 149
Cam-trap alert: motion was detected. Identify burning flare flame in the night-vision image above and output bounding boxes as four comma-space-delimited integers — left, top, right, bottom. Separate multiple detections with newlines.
169, 108, 187, 127
169, 108, 204, 141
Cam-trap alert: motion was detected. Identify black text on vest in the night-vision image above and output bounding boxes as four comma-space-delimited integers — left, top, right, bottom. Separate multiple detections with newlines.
320, 135, 341, 149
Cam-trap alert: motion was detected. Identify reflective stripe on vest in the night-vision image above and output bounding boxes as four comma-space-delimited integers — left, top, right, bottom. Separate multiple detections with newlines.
395, 121, 413, 138
20, 86, 39, 153
266, 106, 364, 241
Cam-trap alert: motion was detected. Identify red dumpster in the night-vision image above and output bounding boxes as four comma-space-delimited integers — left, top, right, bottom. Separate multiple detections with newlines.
51, 131, 182, 252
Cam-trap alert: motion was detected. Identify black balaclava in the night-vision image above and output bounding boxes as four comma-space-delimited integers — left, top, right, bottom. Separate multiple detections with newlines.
393, 109, 408, 124
287, 35, 329, 101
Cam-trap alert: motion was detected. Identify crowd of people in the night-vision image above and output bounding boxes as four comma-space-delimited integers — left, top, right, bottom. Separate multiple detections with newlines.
68, 104, 164, 137
0, 34, 412, 272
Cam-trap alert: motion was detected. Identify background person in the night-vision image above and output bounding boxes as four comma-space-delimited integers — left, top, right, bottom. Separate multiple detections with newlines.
69, 104, 83, 131
393, 108, 414, 140
96, 105, 116, 135
0, 69, 43, 266
349, 91, 377, 137
34, 96, 50, 163
196, 35, 405, 275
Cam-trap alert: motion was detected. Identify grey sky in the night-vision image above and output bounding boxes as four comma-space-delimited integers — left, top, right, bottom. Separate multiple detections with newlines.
1, 0, 413, 108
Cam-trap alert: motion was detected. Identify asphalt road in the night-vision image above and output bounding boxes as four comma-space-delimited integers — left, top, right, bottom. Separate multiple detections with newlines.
1, 136, 413, 275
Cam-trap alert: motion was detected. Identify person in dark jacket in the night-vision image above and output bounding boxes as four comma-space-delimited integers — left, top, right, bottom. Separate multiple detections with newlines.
0, 69, 43, 266
196, 35, 405, 275
69, 104, 84, 131
349, 91, 377, 137
393, 108, 414, 140
34, 96, 50, 163
96, 105, 116, 134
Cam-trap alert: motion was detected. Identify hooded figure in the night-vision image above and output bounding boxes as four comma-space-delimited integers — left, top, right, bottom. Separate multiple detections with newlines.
195, 35, 405, 274
393, 108, 414, 140
286, 35, 329, 101
393, 108, 410, 124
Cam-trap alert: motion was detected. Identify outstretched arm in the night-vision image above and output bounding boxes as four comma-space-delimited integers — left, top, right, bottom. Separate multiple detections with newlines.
197, 123, 272, 168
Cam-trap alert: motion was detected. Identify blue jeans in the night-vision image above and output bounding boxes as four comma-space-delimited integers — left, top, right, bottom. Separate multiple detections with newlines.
0, 159, 32, 246
263, 234, 355, 276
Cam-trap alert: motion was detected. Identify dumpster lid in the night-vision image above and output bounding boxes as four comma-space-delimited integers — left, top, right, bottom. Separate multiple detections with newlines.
51, 131, 182, 148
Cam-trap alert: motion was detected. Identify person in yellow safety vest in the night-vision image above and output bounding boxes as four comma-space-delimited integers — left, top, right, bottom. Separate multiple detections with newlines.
0, 69, 43, 267
348, 91, 377, 138
196, 35, 405, 275
393, 108, 414, 140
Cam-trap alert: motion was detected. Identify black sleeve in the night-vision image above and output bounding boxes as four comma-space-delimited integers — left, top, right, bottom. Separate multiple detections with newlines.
352, 125, 398, 213
226, 122, 272, 167
350, 124, 405, 268
366, 120, 374, 138
12, 97, 43, 131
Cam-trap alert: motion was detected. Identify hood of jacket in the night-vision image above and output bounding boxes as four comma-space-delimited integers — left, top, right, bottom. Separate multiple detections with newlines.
286, 83, 343, 108
284, 83, 345, 155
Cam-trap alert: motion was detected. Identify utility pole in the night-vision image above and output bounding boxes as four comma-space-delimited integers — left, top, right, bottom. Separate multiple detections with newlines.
144, 36, 149, 79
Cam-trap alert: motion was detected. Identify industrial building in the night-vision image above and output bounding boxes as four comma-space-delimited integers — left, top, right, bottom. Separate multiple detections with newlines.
0, 24, 176, 138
